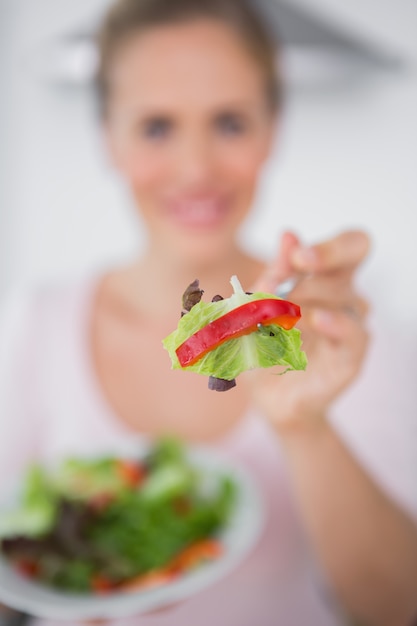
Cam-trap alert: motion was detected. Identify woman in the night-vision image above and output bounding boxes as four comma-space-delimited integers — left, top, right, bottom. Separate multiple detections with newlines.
1, 0, 416, 625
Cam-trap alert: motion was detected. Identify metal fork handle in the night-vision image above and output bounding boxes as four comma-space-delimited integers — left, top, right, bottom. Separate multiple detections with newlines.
274, 276, 298, 299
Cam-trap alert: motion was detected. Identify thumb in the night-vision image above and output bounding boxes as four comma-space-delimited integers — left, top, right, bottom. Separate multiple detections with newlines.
253, 231, 300, 293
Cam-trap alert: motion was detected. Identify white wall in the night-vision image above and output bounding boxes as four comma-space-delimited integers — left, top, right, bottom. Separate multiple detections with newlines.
1, 0, 416, 329
243, 69, 417, 325
0, 0, 141, 291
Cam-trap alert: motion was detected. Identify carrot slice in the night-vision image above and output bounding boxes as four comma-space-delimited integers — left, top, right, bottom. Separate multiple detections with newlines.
120, 569, 177, 592
118, 539, 223, 593
116, 460, 146, 488
170, 539, 224, 572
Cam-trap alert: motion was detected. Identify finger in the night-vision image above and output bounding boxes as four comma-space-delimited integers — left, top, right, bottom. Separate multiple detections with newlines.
290, 230, 370, 274
254, 231, 300, 293
342, 297, 370, 321
290, 273, 358, 308
306, 307, 370, 398
309, 306, 369, 342
292, 278, 370, 320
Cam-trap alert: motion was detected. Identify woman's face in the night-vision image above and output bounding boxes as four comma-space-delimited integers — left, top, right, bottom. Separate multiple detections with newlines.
105, 18, 277, 263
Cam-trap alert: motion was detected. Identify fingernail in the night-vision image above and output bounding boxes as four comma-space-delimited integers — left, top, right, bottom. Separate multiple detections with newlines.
292, 247, 317, 269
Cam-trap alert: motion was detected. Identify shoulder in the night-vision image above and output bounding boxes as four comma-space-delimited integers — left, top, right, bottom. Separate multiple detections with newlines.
0, 275, 98, 358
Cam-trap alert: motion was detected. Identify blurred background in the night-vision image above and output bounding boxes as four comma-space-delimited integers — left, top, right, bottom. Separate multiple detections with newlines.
0, 0, 416, 328
0, 2, 416, 621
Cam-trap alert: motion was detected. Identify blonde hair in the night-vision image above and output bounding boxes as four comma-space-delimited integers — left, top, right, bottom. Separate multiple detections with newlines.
95, 0, 282, 116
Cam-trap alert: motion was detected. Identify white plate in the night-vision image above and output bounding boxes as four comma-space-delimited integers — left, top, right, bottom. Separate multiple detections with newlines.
0, 447, 264, 620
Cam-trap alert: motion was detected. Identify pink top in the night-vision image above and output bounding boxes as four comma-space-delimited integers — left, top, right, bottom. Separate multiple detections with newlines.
0, 277, 416, 626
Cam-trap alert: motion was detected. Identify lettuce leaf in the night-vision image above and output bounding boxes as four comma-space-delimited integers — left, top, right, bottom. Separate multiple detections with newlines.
0, 466, 57, 539
163, 276, 307, 381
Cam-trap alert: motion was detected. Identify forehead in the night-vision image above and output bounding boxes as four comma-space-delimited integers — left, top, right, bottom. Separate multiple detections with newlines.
107, 18, 266, 112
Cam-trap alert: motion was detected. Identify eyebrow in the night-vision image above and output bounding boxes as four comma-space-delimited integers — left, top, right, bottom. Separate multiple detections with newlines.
132, 96, 260, 116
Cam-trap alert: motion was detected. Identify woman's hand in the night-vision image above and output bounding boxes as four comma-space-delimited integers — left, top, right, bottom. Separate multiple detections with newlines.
251, 231, 417, 626
250, 230, 370, 433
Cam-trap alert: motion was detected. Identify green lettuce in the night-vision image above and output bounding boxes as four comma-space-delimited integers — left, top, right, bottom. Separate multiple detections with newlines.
163, 276, 307, 381
0, 466, 57, 539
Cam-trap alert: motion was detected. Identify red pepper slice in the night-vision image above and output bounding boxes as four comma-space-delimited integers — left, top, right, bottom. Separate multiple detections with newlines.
176, 298, 301, 368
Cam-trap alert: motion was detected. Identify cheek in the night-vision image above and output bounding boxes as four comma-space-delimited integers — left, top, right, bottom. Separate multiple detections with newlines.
219, 144, 268, 191
217, 123, 274, 189
128, 155, 168, 197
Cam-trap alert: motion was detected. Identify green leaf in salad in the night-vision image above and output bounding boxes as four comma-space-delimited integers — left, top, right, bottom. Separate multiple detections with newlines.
50, 457, 128, 501
0, 438, 238, 592
0, 466, 57, 539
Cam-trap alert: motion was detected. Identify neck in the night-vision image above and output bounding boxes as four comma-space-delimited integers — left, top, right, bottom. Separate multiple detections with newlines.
121, 240, 261, 320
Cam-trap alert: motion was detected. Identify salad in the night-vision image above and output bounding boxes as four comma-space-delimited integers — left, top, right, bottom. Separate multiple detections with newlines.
0, 439, 236, 594
163, 275, 307, 391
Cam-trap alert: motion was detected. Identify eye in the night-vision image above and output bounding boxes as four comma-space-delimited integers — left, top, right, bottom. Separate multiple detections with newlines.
141, 117, 173, 139
215, 112, 247, 136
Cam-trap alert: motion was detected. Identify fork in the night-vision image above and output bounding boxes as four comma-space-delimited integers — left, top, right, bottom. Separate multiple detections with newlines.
274, 275, 302, 299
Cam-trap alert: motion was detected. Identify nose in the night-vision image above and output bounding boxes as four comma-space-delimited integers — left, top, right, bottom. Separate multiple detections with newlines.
174, 131, 215, 189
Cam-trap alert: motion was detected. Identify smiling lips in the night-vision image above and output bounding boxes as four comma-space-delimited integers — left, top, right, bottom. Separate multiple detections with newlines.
166, 196, 229, 229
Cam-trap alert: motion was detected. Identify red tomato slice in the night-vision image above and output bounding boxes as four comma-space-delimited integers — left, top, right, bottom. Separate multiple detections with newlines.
176, 298, 301, 368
